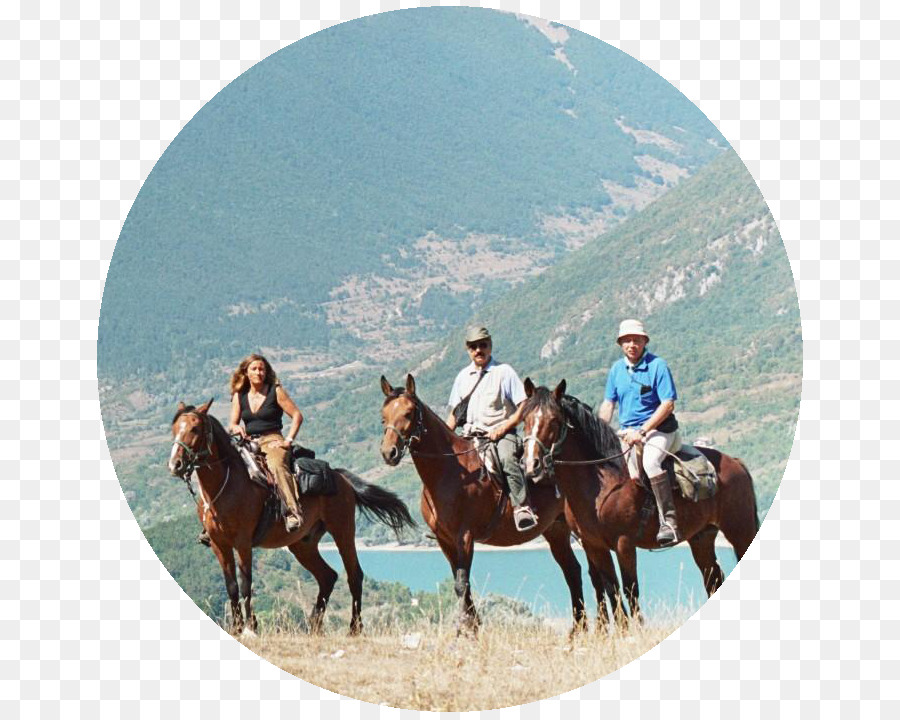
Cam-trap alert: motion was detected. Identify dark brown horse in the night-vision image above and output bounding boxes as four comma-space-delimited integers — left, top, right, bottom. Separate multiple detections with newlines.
168, 399, 415, 635
520, 380, 760, 622
379, 374, 624, 634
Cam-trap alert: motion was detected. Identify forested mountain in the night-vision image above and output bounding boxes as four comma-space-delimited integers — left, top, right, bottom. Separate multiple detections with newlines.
99, 7, 724, 384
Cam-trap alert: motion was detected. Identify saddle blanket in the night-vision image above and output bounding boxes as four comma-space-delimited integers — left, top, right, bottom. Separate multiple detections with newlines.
662, 445, 717, 502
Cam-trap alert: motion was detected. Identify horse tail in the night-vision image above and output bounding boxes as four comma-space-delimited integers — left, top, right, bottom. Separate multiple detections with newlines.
336, 468, 417, 537
734, 458, 760, 533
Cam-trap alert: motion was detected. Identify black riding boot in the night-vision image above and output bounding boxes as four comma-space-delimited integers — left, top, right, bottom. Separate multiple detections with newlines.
649, 472, 683, 547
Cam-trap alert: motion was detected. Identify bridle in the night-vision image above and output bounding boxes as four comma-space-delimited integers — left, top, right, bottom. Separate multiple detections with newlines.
524, 418, 569, 478
382, 394, 425, 462
171, 412, 233, 511
382, 393, 486, 461
171, 412, 217, 479
525, 409, 631, 479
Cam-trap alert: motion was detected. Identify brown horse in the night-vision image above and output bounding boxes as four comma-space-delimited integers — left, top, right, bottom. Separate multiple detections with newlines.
520, 380, 760, 622
379, 374, 624, 635
168, 399, 415, 635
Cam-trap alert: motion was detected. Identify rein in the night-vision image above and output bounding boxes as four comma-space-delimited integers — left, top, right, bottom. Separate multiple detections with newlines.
383, 393, 486, 460
527, 415, 631, 473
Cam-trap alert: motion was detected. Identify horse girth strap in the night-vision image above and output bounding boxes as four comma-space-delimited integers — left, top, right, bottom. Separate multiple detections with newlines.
475, 485, 509, 543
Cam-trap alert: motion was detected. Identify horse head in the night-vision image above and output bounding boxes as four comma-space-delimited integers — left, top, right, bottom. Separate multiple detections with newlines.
380, 374, 422, 465
521, 378, 568, 484
168, 398, 214, 478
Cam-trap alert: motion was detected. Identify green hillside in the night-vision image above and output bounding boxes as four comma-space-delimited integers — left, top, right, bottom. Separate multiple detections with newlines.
292, 151, 798, 512
108, 151, 797, 537
411, 150, 800, 509
98, 7, 724, 380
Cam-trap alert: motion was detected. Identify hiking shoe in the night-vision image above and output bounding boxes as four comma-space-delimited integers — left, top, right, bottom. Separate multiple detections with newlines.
656, 524, 683, 548
514, 506, 538, 532
285, 515, 302, 532
197, 530, 211, 547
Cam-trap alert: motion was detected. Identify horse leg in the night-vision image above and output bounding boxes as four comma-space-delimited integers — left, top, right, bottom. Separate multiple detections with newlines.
616, 537, 642, 624
235, 545, 257, 635
719, 499, 758, 561
330, 519, 365, 636
586, 544, 625, 630
688, 525, 725, 596
288, 529, 338, 635
543, 518, 587, 636
437, 532, 478, 635
209, 542, 243, 633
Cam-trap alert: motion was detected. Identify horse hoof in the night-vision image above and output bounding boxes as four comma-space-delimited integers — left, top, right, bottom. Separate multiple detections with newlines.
241, 627, 258, 638
569, 620, 589, 638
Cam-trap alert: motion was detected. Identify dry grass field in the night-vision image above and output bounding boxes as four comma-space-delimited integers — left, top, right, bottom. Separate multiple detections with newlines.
240, 619, 678, 711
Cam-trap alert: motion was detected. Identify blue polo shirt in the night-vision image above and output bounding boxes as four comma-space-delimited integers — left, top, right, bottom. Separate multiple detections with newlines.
604, 351, 677, 428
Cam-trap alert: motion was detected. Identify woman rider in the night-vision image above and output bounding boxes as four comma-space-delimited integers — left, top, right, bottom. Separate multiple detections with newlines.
228, 354, 304, 532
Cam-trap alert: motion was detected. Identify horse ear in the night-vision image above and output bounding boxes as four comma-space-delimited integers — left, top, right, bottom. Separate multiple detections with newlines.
553, 380, 567, 402
198, 397, 214, 414
405, 374, 416, 396
380, 375, 393, 397
177, 401, 186, 413
524, 377, 535, 398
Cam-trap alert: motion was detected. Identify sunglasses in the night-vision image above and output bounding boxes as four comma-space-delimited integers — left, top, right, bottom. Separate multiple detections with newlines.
467, 341, 490, 351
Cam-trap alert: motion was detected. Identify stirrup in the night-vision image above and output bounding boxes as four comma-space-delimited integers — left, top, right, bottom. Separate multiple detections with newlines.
514, 506, 538, 532
285, 514, 302, 532
656, 524, 682, 547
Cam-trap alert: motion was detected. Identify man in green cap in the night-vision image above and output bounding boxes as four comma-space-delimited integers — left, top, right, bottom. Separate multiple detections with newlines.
447, 326, 536, 531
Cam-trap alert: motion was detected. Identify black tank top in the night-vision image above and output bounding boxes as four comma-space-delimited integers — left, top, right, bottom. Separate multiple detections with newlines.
239, 383, 283, 436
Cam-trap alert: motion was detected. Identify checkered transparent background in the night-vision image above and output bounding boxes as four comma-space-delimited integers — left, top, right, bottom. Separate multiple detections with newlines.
6, 0, 893, 716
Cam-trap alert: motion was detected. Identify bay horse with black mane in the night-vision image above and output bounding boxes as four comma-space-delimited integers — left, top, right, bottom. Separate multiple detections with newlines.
380, 374, 624, 635
519, 380, 760, 622
169, 399, 415, 635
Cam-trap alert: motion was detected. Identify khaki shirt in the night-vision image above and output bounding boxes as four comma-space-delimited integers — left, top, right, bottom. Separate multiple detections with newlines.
448, 358, 526, 433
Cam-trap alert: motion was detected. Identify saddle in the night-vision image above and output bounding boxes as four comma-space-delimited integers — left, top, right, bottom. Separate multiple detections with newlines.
469, 433, 518, 542
232, 437, 337, 497
633, 433, 718, 502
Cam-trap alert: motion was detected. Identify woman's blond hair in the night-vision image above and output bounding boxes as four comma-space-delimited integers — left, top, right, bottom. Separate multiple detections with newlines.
230, 354, 279, 395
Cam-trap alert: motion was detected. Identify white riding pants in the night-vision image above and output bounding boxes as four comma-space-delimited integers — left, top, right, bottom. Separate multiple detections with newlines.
622, 428, 678, 479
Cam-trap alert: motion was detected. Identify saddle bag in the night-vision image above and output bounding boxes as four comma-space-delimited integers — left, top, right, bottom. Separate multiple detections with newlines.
663, 446, 717, 502
291, 454, 338, 496
453, 369, 486, 428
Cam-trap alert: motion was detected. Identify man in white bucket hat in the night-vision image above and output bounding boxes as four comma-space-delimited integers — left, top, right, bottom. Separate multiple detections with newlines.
598, 319, 682, 546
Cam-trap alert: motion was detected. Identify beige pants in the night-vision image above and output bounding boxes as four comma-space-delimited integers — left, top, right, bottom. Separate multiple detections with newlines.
622, 428, 679, 479
257, 434, 301, 516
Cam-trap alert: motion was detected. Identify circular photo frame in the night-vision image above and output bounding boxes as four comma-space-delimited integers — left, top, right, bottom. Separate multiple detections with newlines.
99, 7, 800, 711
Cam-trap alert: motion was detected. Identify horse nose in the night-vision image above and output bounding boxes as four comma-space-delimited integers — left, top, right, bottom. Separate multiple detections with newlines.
170, 457, 183, 475
382, 445, 399, 465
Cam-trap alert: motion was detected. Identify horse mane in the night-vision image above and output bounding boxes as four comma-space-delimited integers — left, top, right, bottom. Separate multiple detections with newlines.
522, 387, 624, 472
381, 388, 406, 406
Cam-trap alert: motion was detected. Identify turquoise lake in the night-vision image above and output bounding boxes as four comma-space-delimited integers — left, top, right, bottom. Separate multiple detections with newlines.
322, 545, 738, 621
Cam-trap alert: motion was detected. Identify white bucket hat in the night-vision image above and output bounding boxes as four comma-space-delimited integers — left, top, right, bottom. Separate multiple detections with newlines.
617, 319, 649, 343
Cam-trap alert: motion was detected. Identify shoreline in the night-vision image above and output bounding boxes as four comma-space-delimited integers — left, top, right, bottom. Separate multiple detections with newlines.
319, 536, 734, 552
